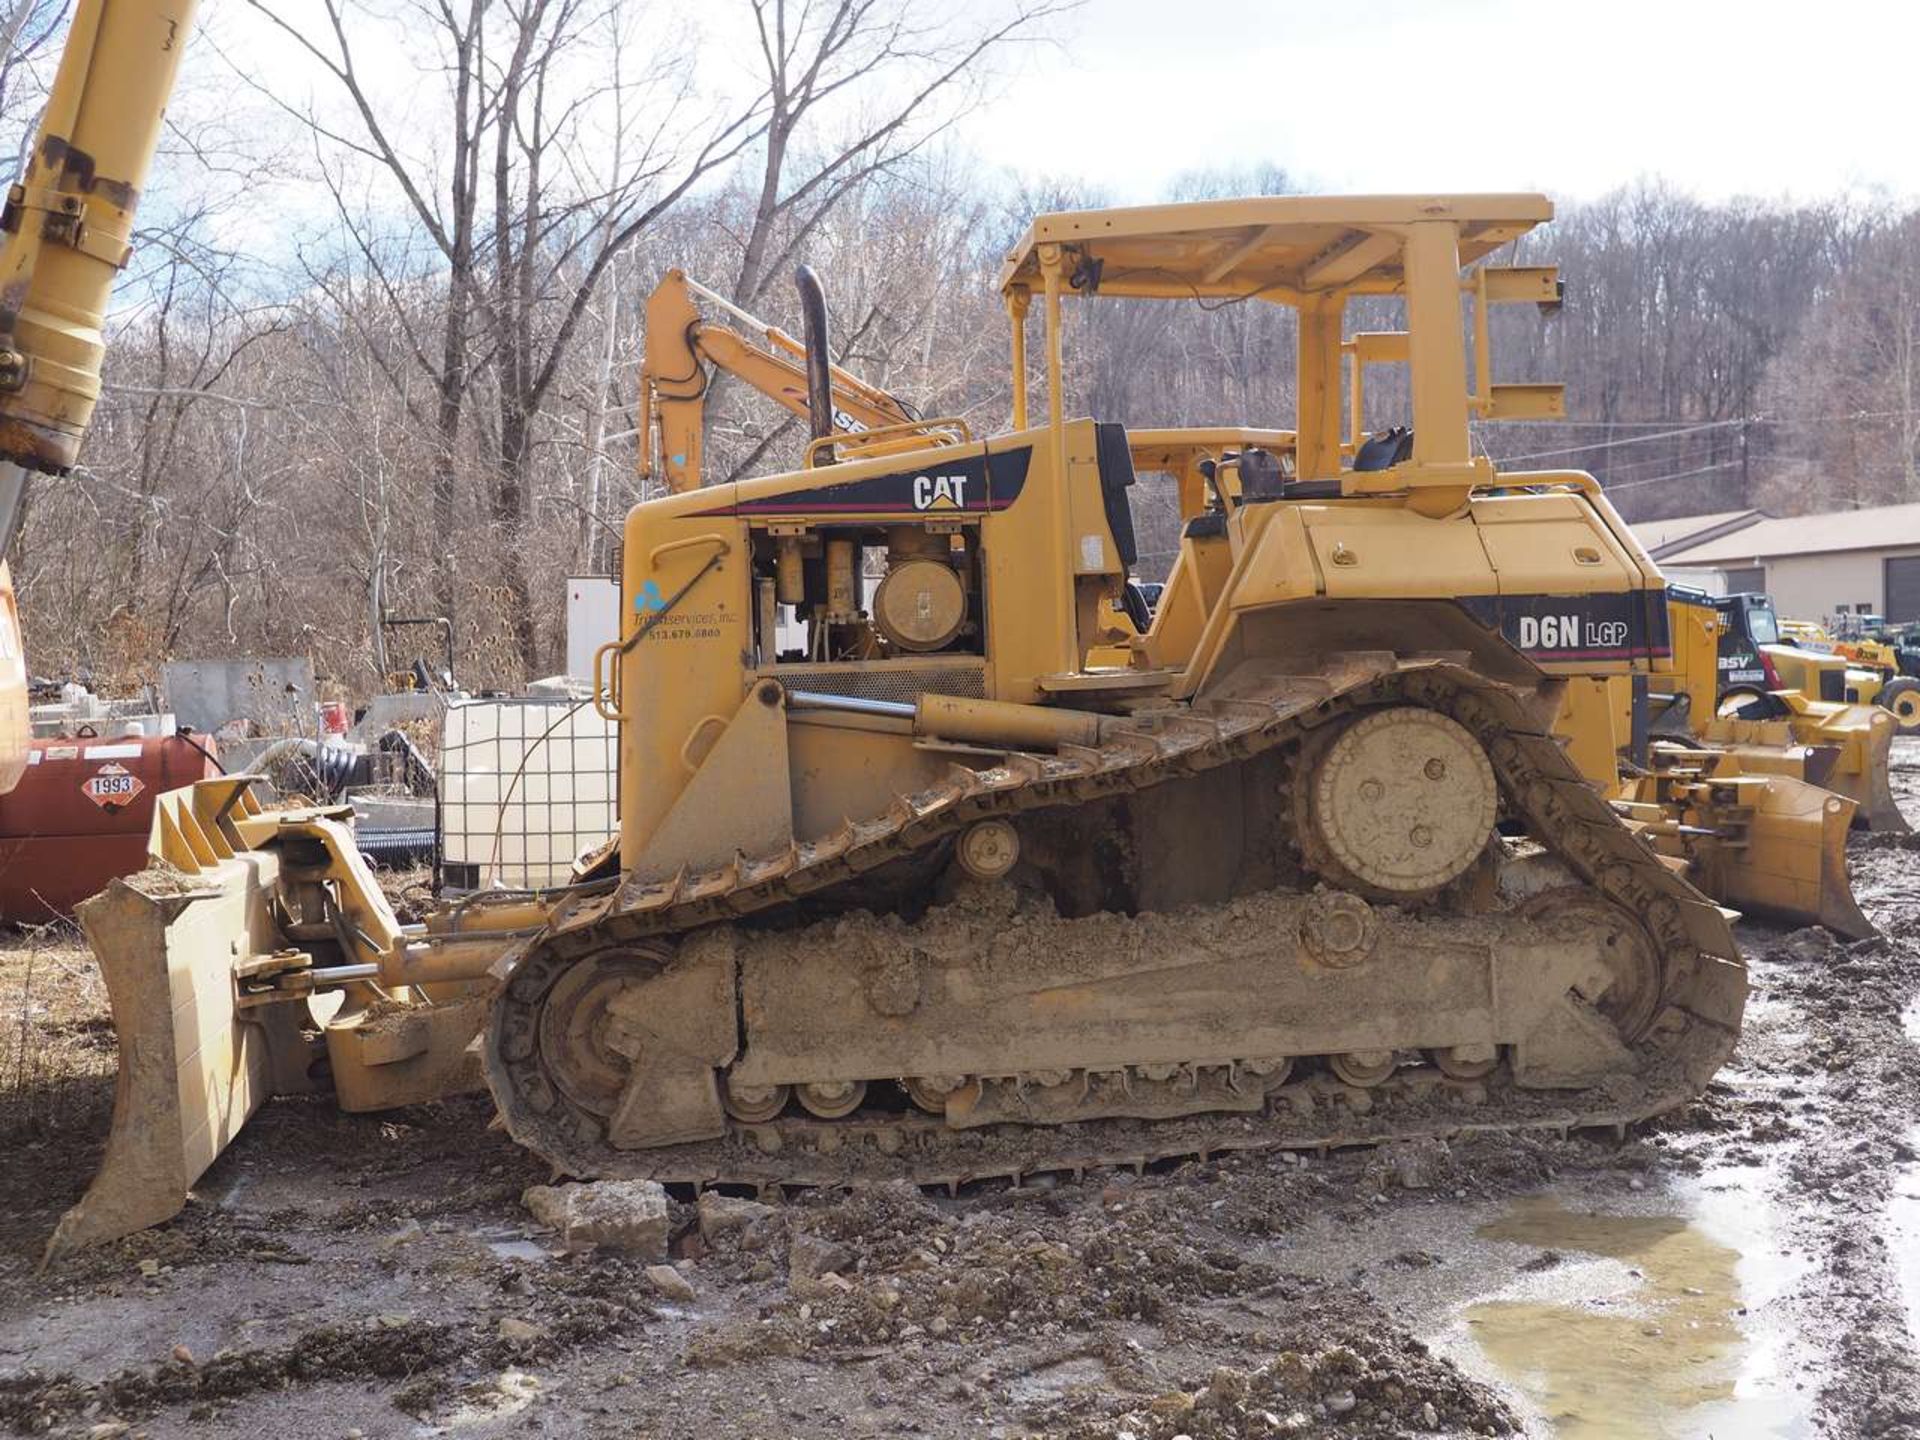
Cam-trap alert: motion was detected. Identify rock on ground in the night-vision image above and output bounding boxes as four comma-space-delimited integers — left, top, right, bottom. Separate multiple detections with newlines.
521, 1179, 670, 1259
645, 1264, 697, 1303
696, 1191, 776, 1242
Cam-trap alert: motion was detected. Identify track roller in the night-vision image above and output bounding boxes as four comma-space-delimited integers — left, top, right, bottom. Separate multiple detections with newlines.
1329, 1050, 1398, 1087
797, 1079, 867, 1118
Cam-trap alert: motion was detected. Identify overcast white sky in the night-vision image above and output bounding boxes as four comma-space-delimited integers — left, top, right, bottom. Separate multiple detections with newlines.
964, 0, 1919, 203
191, 0, 1920, 248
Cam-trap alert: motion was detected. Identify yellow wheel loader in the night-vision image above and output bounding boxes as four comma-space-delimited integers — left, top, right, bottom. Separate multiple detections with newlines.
1786, 616, 1920, 736
44, 191, 1754, 1259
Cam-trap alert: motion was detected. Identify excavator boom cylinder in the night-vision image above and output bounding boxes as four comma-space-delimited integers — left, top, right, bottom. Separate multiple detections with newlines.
0, 0, 197, 479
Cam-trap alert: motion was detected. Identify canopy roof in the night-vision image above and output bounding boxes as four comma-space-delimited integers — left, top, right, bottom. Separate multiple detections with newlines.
996, 193, 1553, 302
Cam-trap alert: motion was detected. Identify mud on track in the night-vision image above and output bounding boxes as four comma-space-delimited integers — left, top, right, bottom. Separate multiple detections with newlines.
2, 750, 1919, 1438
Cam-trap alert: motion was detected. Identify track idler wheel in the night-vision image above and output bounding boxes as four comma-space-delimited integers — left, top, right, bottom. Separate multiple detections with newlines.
1297, 707, 1497, 900
486, 931, 740, 1169
1521, 891, 1664, 1044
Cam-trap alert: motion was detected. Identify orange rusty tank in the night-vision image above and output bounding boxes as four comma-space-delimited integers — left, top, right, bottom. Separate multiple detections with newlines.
0, 731, 218, 921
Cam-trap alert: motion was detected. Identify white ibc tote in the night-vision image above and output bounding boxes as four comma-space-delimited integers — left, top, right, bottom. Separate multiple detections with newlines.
439, 697, 616, 890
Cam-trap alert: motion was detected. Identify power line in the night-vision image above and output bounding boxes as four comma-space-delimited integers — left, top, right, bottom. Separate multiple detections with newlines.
1597, 460, 1740, 494
1484, 419, 1745, 466
1475, 416, 1749, 431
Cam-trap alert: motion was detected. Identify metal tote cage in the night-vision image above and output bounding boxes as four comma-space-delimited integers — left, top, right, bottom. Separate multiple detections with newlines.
437, 697, 616, 891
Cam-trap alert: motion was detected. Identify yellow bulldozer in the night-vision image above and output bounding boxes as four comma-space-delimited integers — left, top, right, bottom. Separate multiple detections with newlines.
1554, 589, 1872, 938
6, 1, 1814, 1269
1709, 594, 1905, 832
40, 184, 1764, 1258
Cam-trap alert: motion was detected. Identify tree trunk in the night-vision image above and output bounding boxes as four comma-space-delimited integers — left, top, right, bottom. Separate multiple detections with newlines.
495, 401, 539, 678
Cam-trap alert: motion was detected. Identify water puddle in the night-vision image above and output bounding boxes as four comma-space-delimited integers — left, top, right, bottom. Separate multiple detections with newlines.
1004, 1354, 1108, 1405
1459, 1172, 1810, 1438
466, 1227, 552, 1263
1884, 1124, 1920, 1346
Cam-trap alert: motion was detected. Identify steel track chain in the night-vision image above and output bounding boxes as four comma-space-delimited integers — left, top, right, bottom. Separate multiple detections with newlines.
487, 658, 1745, 1185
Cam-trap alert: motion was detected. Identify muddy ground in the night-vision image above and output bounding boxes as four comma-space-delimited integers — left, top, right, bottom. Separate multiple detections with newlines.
3, 753, 1920, 1438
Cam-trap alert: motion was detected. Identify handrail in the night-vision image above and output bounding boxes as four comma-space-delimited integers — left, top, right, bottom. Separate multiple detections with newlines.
591, 642, 626, 723
647, 532, 732, 567
804, 416, 972, 468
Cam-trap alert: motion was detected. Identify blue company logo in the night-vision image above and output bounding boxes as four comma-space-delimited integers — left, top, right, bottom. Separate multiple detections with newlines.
634, 579, 666, 613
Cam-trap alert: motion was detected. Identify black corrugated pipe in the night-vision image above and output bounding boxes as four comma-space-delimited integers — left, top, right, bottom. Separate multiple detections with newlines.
795, 265, 834, 464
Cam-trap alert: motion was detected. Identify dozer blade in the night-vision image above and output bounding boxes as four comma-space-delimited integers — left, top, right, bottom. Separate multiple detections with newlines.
48, 775, 523, 1263
1709, 704, 1909, 834
1717, 773, 1874, 940
44, 784, 310, 1265
1831, 706, 1908, 834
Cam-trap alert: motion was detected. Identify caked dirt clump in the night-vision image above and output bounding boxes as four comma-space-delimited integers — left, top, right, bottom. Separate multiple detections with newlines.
2, 1258, 658, 1433
685, 1179, 1282, 1368
1030, 1312, 1519, 1438
0, 1318, 465, 1433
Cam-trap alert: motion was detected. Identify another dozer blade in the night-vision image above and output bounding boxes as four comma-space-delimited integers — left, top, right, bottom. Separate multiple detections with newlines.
45, 788, 307, 1265
1719, 773, 1874, 940
1834, 706, 1909, 834
1709, 705, 1909, 834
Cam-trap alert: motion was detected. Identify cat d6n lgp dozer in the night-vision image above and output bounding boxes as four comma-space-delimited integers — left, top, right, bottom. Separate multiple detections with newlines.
57, 194, 1750, 1259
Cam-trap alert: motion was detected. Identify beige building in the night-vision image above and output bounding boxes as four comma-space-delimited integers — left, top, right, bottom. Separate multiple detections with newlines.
1654, 501, 1920, 623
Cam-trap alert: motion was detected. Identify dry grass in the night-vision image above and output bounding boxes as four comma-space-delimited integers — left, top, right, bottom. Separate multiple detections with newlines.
0, 924, 116, 1144
375, 863, 437, 923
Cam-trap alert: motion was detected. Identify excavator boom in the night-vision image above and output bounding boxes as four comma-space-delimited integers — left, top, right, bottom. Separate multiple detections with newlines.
0, 1, 197, 800
639, 267, 966, 493
0, 0, 194, 484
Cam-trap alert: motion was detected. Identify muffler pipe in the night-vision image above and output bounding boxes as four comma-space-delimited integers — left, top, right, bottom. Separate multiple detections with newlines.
795, 264, 834, 463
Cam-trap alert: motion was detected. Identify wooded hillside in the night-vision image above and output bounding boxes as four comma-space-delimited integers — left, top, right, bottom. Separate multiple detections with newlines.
8, 1, 1916, 692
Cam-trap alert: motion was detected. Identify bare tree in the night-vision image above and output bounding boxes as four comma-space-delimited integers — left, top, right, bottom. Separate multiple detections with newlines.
245, 0, 766, 674
0, 0, 66, 171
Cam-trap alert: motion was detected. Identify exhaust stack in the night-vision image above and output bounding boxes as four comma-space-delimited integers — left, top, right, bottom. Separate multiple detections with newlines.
795, 265, 833, 463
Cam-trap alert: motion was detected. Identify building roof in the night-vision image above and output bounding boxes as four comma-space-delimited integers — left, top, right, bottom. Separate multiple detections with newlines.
1632, 509, 1762, 560
1661, 500, 1920, 566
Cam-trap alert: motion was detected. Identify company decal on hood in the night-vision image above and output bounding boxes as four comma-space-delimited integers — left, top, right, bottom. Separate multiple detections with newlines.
694, 446, 1032, 518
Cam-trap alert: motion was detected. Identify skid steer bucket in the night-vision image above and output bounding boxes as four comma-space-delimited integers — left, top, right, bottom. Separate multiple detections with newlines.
45, 779, 313, 1264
